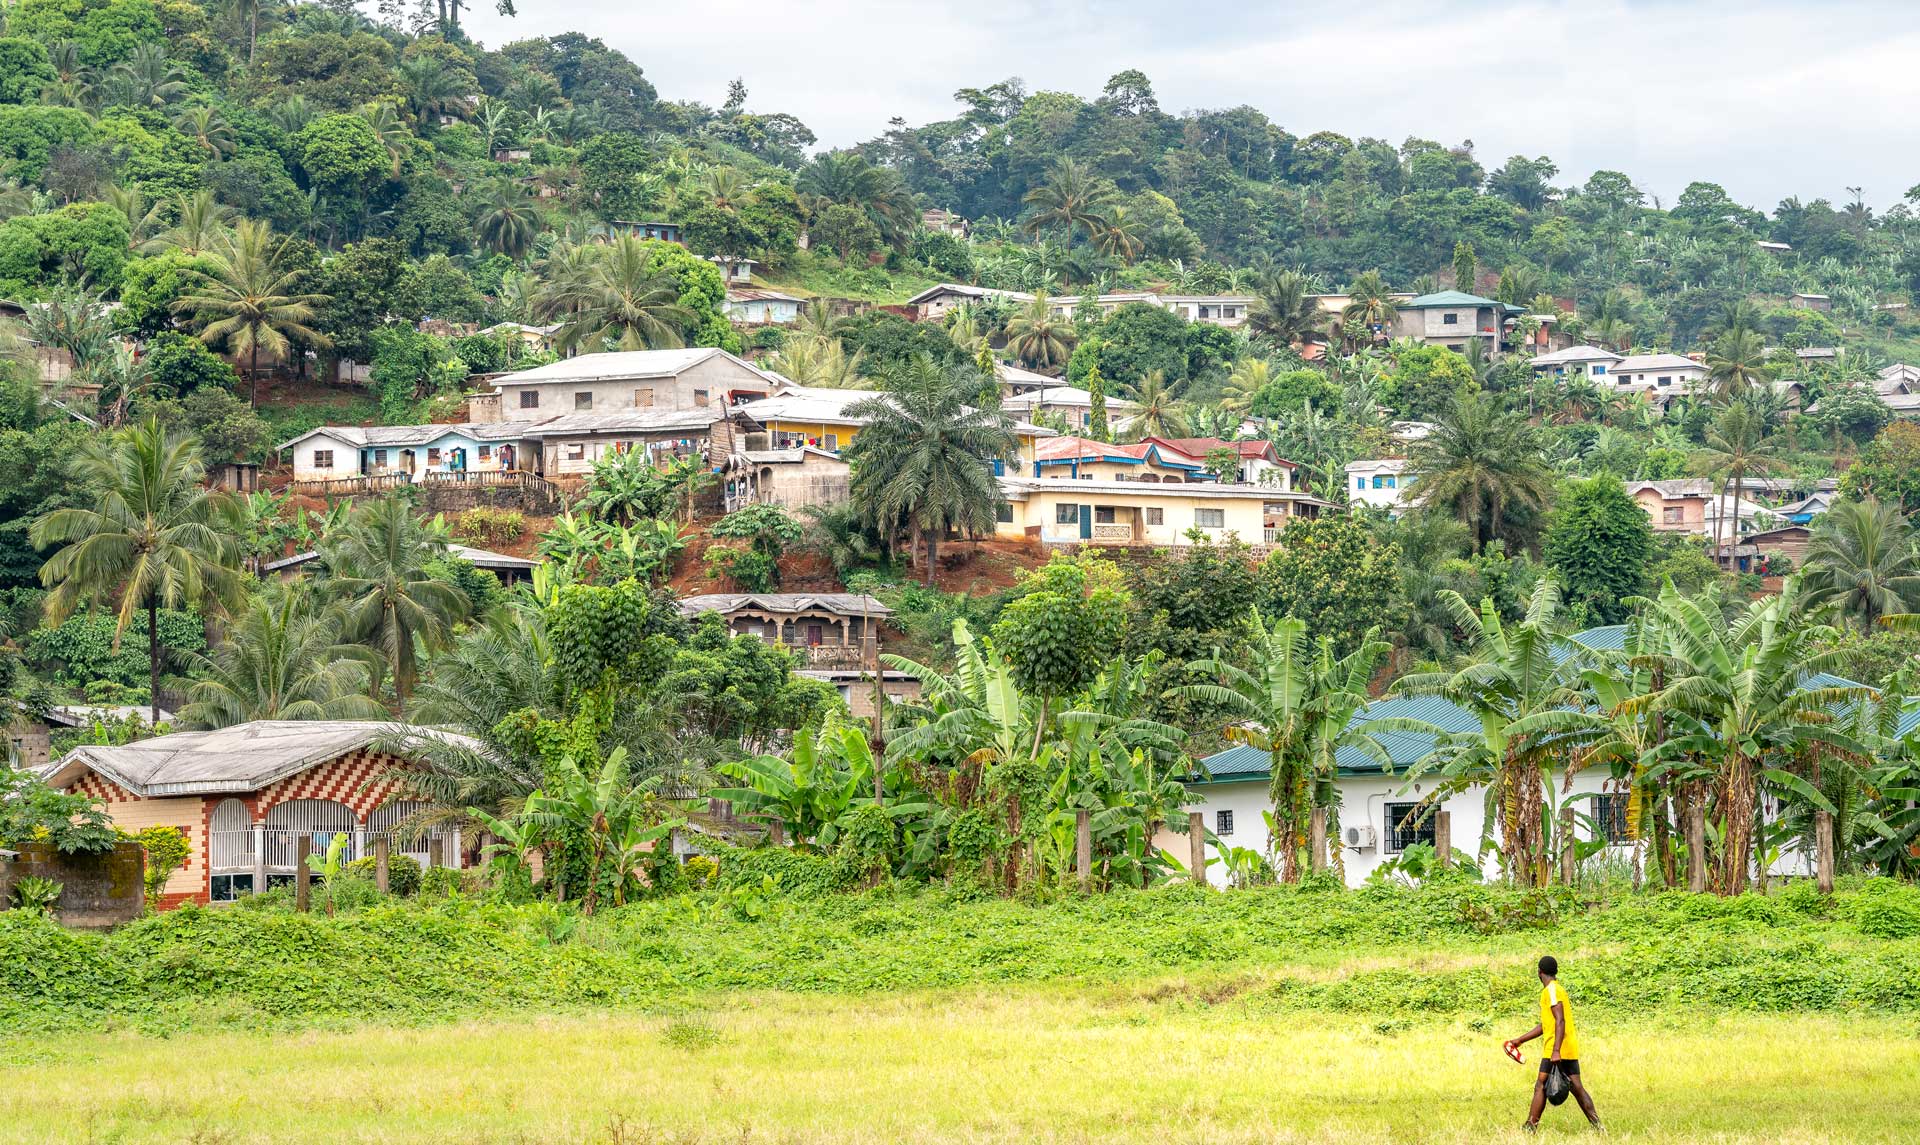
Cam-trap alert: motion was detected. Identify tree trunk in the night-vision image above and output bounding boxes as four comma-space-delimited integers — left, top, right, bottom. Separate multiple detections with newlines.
249, 341, 260, 408
1815, 809, 1835, 894
147, 598, 162, 726
1718, 752, 1757, 895
1653, 789, 1676, 889
1685, 784, 1707, 893
922, 527, 939, 587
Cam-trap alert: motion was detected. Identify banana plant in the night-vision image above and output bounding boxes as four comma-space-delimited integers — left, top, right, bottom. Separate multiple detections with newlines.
521, 746, 683, 914
304, 831, 352, 916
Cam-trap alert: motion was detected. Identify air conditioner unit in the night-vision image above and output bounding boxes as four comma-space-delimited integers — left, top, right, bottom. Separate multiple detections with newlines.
1344, 825, 1377, 851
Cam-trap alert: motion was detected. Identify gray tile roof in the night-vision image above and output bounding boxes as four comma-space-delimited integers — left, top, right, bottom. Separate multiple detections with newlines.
44, 720, 483, 797
678, 593, 893, 618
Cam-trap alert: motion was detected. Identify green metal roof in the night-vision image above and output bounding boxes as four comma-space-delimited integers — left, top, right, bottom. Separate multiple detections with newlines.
1402, 290, 1503, 309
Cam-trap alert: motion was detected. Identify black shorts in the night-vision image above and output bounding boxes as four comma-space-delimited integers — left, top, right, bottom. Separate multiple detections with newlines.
1538, 1058, 1580, 1076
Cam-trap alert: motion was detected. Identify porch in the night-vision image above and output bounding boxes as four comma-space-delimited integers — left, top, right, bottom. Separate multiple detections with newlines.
205, 797, 462, 902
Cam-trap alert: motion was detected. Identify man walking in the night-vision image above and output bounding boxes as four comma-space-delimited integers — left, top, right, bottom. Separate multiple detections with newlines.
1504, 955, 1603, 1133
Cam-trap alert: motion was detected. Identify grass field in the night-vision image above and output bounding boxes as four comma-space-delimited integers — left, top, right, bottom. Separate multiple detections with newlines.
5, 981, 1918, 1144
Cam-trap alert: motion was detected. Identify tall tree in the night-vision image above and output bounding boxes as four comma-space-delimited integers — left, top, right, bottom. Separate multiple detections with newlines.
1800, 497, 1920, 630
1004, 294, 1075, 370
844, 356, 1017, 586
1407, 391, 1554, 551
552, 235, 695, 353
1705, 328, 1772, 398
320, 496, 470, 704
177, 587, 384, 728
1021, 158, 1115, 247
174, 220, 329, 406
29, 419, 246, 724
1690, 402, 1785, 564
1247, 270, 1325, 347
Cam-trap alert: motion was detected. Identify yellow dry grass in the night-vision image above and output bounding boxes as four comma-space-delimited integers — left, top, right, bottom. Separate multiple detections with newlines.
6, 983, 1917, 1144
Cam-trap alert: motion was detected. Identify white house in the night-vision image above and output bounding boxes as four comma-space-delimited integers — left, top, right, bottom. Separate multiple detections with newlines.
1345, 458, 1414, 511
708, 256, 758, 284
999, 385, 1141, 434
1529, 344, 1623, 381
724, 288, 803, 325
487, 348, 783, 416
1608, 353, 1708, 398
906, 283, 1035, 320
280, 422, 537, 484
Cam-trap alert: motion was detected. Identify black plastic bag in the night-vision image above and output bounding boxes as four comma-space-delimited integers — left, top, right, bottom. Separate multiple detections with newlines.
1544, 1063, 1571, 1106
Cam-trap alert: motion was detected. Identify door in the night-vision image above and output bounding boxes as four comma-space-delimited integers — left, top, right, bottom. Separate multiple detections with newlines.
807, 624, 824, 646
1079, 505, 1092, 539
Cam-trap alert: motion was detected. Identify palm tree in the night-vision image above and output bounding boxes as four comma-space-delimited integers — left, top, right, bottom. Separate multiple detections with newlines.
1406, 391, 1554, 551
177, 587, 385, 728
1121, 370, 1188, 439
173, 220, 329, 405
796, 152, 918, 249
266, 94, 313, 136
1090, 206, 1144, 263
1800, 497, 1920, 630
358, 102, 413, 179
107, 43, 187, 108
233, 0, 261, 63
29, 418, 246, 724
551, 235, 694, 353
1222, 357, 1273, 418
174, 105, 235, 158
1392, 584, 1581, 886
1177, 613, 1391, 882
143, 191, 234, 255
398, 55, 462, 128
477, 180, 541, 258
1338, 271, 1399, 346
1690, 402, 1786, 563
320, 495, 470, 705
1704, 298, 1764, 341
844, 356, 1017, 586
1004, 294, 1074, 370
1021, 158, 1115, 248
1248, 270, 1325, 347
1705, 328, 1772, 398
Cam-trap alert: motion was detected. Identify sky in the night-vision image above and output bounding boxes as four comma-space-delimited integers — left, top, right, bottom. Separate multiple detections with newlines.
452, 0, 1920, 212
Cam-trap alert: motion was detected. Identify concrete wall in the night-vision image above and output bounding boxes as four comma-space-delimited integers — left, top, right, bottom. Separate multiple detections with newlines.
0, 841, 145, 928
1634, 490, 1707, 534
503, 355, 772, 415
100, 795, 209, 900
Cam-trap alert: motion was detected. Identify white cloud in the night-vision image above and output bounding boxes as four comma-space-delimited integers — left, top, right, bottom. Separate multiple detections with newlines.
453, 0, 1920, 209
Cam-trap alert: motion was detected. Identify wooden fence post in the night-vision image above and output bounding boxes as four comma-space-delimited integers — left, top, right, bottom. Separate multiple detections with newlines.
1188, 811, 1206, 886
1815, 810, 1835, 895
769, 819, 785, 847
294, 836, 311, 913
1309, 807, 1327, 872
1434, 811, 1451, 867
374, 836, 390, 894
1686, 793, 1707, 894
1559, 808, 1577, 887
428, 837, 444, 870
1075, 809, 1091, 892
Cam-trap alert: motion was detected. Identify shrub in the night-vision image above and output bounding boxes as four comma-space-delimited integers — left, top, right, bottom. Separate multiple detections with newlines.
124, 826, 189, 908
344, 853, 423, 896
710, 846, 856, 898
1855, 880, 1920, 939
418, 866, 479, 898
452, 507, 525, 547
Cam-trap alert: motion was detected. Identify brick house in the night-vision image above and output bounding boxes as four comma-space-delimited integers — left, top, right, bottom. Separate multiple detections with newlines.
42, 721, 479, 908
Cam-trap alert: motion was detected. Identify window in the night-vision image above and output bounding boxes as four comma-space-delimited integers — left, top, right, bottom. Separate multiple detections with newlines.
1078, 472, 1093, 480
565, 443, 585, 461
1385, 801, 1436, 853
373, 449, 387, 466
1447, 344, 1464, 353
209, 873, 255, 903
635, 387, 656, 408
1591, 793, 1631, 844
519, 391, 540, 409
478, 445, 491, 460
1357, 477, 1367, 490
574, 392, 593, 410
1094, 506, 1118, 524
427, 448, 442, 465
995, 502, 1013, 523
1442, 312, 1459, 325
694, 389, 710, 407
1383, 476, 1396, 488
1663, 506, 1684, 524
825, 434, 839, 451
1592, 366, 1607, 376
1216, 809, 1235, 836
1055, 503, 1080, 525
1194, 507, 1225, 529
1372, 475, 1387, 489
1223, 307, 1238, 319
1145, 507, 1164, 525
312, 449, 333, 469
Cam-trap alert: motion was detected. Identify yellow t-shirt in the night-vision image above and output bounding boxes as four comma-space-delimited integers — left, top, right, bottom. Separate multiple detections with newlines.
1538, 980, 1581, 1060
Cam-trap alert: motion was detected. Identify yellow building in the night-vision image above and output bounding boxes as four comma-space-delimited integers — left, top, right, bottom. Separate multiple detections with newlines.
996, 478, 1331, 547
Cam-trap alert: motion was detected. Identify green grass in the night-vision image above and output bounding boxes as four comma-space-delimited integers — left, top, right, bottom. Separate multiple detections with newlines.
7, 878, 1920, 1141
3, 991, 1915, 1143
